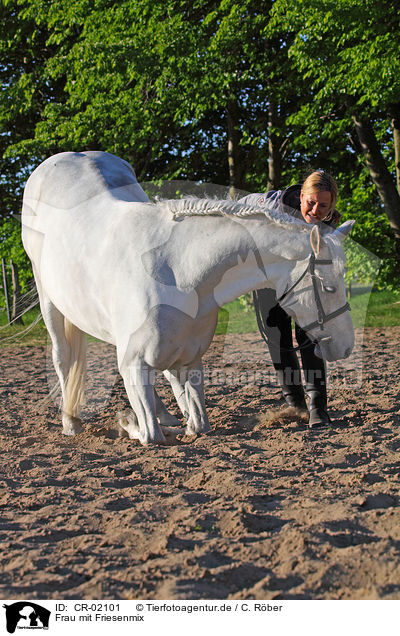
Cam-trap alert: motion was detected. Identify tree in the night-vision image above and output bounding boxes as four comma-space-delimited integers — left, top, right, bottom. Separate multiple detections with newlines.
271, 0, 400, 278
1, 0, 399, 293
3, 0, 309, 190
0, 0, 69, 297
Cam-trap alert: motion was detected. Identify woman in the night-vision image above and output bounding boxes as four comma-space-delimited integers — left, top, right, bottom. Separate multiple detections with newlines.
239, 170, 340, 428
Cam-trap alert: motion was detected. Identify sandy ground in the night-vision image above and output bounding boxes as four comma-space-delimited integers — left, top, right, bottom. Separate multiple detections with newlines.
0, 327, 400, 600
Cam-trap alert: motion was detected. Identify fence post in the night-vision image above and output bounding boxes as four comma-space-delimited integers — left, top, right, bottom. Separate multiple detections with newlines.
1, 257, 11, 325
10, 259, 23, 324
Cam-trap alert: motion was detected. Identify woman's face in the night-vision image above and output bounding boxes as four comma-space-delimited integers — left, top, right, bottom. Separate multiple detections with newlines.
300, 189, 332, 223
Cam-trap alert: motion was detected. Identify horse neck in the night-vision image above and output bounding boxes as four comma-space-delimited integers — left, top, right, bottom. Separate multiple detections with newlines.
179, 215, 311, 308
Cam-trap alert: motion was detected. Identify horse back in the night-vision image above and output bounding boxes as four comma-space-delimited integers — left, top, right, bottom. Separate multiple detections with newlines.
23, 151, 149, 210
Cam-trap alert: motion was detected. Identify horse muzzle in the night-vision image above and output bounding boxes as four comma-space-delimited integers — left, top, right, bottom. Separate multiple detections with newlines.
314, 335, 353, 362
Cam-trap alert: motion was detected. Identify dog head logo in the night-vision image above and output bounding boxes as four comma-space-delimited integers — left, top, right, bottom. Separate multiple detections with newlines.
3, 602, 50, 633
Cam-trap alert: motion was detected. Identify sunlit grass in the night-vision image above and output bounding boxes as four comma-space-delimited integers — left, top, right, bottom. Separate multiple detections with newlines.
0, 307, 47, 346
215, 288, 400, 334
1, 288, 399, 346
350, 288, 400, 327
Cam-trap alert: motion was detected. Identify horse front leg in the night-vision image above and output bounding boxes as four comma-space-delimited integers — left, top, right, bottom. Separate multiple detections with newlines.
183, 361, 210, 436
118, 361, 166, 445
163, 369, 190, 420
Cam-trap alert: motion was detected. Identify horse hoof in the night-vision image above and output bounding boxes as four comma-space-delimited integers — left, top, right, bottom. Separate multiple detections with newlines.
116, 426, 129, 439
157, 414, 182, 427
160, 425, 186, 444
117, 411, 169, 445
62, 414, 84, 435
185, 418, 210, 436
116, 410, 141, 439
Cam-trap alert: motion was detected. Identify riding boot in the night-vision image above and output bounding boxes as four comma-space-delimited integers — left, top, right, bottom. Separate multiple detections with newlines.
274, 352, 308, 411
307, 389, 331, 427
296, 325, 331, 428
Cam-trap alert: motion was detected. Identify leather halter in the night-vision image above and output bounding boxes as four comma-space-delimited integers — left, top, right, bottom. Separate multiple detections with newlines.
277, 252, 350, 332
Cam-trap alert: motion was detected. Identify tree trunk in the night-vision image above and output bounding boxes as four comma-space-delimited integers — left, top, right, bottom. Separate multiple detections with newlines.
226, 97, 244, 198
10, 260, 23, 325
267, 98, 282, 191
389, 103, 400, 194
353, 116, 400, 249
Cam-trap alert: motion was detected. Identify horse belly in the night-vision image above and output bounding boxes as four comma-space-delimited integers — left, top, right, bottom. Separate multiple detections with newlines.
44, 271, 114, 343
118, 304, 218, 371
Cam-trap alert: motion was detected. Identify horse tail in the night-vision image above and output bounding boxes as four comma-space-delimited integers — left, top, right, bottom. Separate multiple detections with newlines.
63, 318, 87, 417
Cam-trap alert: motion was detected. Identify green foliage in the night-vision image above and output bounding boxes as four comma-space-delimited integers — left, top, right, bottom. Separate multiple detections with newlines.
270, 0, 400, 115
238, 292, 254, 312
344, 239, 381, 289
0, 0, 399, 294
269, 0, 400, 287
338, 168, 399, 288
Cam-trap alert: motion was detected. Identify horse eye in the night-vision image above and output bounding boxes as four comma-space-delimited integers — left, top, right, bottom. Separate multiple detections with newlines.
323, 284, 336, 293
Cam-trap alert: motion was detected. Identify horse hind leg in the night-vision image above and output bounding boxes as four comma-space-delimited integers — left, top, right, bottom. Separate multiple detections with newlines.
154, 388, 182, 427
41, 296, 87, 435
164, 365, 210, 436
163, 369, 190, 420
118, 382, 187, 441
62, 318, 87, 435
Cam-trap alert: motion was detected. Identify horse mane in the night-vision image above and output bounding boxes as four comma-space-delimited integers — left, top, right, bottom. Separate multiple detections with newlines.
158, 196, 310, 233
158, 195, 345, 273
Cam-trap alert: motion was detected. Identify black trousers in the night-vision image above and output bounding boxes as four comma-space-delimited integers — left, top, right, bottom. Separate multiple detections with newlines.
255, 288, 327, 397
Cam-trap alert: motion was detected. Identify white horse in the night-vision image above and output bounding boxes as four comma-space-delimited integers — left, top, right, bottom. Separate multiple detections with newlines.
22, 151, 355, 445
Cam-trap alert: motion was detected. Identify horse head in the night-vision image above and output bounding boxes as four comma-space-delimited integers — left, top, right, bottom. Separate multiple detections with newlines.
275, 220, 355, 362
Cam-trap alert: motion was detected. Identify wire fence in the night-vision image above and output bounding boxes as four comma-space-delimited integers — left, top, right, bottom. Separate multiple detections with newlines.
0, 269, 41, 342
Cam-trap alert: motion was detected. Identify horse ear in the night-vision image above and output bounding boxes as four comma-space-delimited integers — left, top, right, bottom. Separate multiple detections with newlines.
332, 219, 356, 241
310, 225, 321, 256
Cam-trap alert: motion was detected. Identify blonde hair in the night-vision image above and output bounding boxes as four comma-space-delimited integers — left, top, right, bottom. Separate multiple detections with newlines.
302, 170, 338, 219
